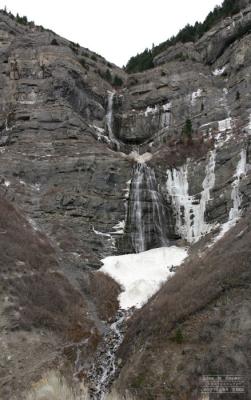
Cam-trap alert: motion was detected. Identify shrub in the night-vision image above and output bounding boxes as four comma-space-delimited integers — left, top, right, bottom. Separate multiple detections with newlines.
113, 75, 123, 87
171, 327, 184, 344
69, 41, 80, 54
174, 52, 188, 61
88, 271, 121, 321
16, 13, 28, 25
51, 38, 59, 46
79, 58, 89, 70
182, 118, 193, 139
97, 68, 113, 83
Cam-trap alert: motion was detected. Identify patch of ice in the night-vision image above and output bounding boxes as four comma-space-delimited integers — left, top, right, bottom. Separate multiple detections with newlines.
212, 66, 226, 76
144, 102, 171, 129
100, 246, 188, 309
211, 149, 247, 245
191, 89, 202, 106
215, 130, 233, 148
248, 114, 251, 133
218, 117, 232, 132
93, 125, 105, 134
122, 179, 131, 199
92, 226, 112, 238
34, 183, 41, 191
112, 220, 125, 234
166, 150, 216, 243
162, 102, 171, 112
144, 105, 158, 116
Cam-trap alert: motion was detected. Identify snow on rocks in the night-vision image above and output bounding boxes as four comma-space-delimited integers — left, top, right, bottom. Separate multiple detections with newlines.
4, 180, 10, 187
128, 151, 152, 164
212, 66, 226, 76
191, 89, 202, 106
100, 246, 188, 309
218, 117, 232, 132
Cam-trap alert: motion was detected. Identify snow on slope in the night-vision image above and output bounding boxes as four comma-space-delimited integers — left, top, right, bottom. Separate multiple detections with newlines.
100, 246, 188, 309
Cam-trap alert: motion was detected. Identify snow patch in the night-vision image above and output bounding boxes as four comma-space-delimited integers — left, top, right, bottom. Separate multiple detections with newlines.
248, 114, 251, 133
92, 226, 112, 239
218, 117, 232, 132
144, 101, 171, 129
212, 66, 226, 76
100, 246, 188, 309
122, 179, 131, 199
191, 89, 202, 106
145, 105, 158, 116
112, 220, 125, 234
128, 151, 152, 164
4, 180, 10, 187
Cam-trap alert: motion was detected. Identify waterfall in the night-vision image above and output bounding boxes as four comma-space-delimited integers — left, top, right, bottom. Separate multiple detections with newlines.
131, 164, 145, 252
87, 310, 130, 400
166, 150, 216, 243
106, 91, 120, 150
128, 162, 169, 253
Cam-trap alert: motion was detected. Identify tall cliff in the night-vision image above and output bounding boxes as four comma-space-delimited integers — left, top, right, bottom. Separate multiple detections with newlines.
0, 2, 251, 399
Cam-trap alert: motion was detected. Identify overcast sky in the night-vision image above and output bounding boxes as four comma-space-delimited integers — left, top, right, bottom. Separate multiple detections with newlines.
2, 0, 223, 66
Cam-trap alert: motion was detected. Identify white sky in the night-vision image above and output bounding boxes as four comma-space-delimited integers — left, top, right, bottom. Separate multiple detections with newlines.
2, 0, 223, 67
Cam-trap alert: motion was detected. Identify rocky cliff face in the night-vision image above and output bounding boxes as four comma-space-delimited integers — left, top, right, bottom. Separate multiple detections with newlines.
0, 3, 251, 399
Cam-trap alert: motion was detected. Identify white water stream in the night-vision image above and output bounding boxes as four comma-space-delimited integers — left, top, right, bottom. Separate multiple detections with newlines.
87, 310, 130, 400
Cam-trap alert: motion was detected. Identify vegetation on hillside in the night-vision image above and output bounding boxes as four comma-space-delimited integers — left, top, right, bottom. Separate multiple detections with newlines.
2, 6, 35, 27
125, 0, 244, 73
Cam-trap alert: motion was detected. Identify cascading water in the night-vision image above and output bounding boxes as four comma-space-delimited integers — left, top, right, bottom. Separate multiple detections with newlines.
86, 310, 131, 400
128, 162, 169, 253
106, 91, 120, 150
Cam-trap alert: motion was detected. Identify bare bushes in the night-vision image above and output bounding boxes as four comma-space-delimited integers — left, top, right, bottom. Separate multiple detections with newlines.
25, 371, 136, 400
25, 370, 88, 400
88, 271, 121, 321
105, 389, 136, 400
